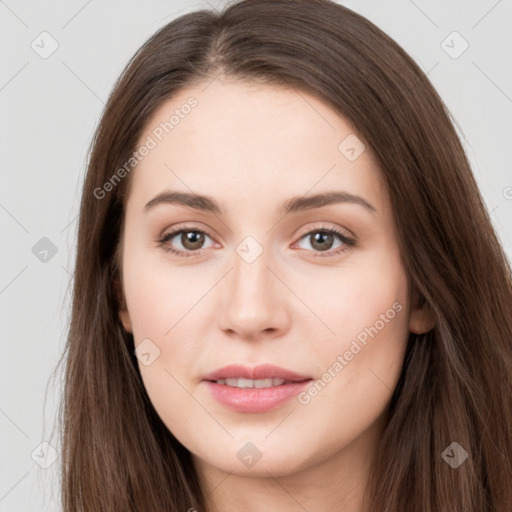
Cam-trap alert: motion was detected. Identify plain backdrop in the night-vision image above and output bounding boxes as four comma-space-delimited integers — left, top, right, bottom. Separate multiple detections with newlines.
1, 0, 511, 510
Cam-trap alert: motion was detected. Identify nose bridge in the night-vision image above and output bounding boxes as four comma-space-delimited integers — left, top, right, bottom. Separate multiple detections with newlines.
217, 237, 285, 337
230, 239, 273, 306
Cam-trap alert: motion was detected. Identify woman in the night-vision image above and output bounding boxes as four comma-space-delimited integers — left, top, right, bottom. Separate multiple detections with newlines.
56, 0, 512, 510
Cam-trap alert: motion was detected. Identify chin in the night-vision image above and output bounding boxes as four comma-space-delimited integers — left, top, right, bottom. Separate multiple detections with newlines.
192, 438, 319, 478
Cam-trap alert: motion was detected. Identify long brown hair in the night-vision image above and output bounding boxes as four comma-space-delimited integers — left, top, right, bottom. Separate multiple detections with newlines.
53, 0, 512, 510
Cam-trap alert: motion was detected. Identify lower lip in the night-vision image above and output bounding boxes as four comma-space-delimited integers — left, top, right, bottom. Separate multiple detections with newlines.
204, 380, 312, 413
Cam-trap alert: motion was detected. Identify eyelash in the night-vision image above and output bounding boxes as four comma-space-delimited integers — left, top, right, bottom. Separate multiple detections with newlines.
156, 224, 357, 258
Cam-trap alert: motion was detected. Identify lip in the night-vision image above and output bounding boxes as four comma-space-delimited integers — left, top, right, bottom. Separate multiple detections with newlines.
202, 364, 312, 413
203, 364, 311, 382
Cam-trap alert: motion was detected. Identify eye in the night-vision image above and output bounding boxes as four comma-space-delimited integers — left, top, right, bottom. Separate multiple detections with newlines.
293, 225, 356, 257
157, 226, 216, 257
157, 224, 356, 258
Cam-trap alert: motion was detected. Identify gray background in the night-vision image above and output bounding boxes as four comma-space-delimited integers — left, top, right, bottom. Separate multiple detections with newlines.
1, 0, 511, 510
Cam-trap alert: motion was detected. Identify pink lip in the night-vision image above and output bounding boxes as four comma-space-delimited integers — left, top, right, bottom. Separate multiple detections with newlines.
203, 364, 311, 382
202, 364, 312, 413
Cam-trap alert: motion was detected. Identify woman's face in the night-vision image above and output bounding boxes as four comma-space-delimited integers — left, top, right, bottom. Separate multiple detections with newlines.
116, 78, 432, 478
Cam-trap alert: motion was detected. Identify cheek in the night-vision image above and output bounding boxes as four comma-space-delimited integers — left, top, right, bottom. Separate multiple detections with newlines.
289, 243, 408, 346
122, 252, 211, 422
123, 253, 201, 341
295, 248, 410, 413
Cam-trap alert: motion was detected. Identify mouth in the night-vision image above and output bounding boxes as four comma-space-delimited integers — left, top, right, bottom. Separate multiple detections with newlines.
202, 364, 313, 413
211, 377, 300, 388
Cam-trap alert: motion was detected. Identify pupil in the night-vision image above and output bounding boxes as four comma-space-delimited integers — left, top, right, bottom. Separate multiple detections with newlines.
312, 232, 332, 251
183, 231, 204, 250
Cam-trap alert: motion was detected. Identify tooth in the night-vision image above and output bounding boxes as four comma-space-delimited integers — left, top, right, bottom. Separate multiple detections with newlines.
219, 377, 288, 388
225, 378, 241, 387
253, 378, 273, 388
237, 378, 254, 388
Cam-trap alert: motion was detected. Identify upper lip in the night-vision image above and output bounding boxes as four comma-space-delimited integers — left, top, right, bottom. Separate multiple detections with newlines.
203, 364, 312, 382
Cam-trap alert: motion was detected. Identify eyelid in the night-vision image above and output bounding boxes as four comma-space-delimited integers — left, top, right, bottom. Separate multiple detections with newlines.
159, 222, 215, 241
295, 222, 355, 240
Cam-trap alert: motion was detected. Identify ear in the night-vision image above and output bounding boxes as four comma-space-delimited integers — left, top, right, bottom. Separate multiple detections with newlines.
113, 276, 132, 333
408, 288, 435, 334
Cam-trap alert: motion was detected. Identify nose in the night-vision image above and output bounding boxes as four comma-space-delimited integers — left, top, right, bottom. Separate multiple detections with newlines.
216, 245, 290, 341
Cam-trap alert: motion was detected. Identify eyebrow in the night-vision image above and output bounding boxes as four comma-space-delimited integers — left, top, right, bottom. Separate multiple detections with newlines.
144, 190, 377, 216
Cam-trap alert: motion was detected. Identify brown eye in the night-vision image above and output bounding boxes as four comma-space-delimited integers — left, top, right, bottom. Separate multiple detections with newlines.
309, 232, 335, 252
294, 226, 356, 258
158, 227, 216, 256
179, 230, 205, 250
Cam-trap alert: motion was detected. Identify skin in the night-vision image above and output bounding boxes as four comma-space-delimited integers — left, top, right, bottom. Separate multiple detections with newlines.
116, 77, 434, 512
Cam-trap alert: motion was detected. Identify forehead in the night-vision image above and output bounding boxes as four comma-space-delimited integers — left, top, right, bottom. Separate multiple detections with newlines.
127, 78, 386, 217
